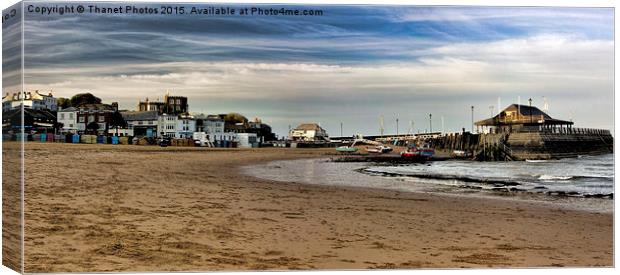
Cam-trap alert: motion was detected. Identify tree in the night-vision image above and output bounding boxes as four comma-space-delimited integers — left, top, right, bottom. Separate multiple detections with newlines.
224, 112, 248, 124
109, 111, 127, 136
57, 98, 71, 109
86, 122, 100, 134
52, 122, 64, 134
70, 93, 102, 107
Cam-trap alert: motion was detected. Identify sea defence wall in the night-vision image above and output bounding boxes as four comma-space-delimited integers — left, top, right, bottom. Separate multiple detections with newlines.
428, 128, 613, 160
507, 129, 613, 160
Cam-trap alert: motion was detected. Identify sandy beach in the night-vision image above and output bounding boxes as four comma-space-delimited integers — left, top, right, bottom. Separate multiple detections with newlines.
13, 142, 613, 272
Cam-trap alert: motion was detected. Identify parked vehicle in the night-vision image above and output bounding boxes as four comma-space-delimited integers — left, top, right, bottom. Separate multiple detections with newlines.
158, 136, 171, 147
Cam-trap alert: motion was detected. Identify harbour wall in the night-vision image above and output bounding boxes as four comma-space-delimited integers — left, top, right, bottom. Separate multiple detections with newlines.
428, 128, 613, 160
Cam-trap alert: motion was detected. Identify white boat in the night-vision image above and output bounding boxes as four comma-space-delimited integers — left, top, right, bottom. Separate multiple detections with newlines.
366, 145, 393, 154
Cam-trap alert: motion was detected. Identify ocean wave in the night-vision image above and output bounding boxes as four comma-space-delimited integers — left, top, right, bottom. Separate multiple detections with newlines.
362, 168, 614, 198
538, 175, 572, 180
362, 169, 522, 187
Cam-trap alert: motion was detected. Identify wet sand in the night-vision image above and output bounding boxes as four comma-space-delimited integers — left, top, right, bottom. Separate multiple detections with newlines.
15, 142, 613, 272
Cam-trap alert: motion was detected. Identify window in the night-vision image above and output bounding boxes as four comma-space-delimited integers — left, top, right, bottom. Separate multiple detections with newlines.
69, 113, 74, 119
98, 116, 105, 122
60, 113, 65, 120
88, 115, 95, 123
79, 116, 85, 123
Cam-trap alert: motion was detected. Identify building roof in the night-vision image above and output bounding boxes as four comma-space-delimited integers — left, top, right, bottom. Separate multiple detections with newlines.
475, 104, 573, 126
121, 111, 159, 121
24, 108, 57, 120
3, 108, 56, 122
294, 123, 324, 131
77, 103, 117, 111
58, 107, 78, 112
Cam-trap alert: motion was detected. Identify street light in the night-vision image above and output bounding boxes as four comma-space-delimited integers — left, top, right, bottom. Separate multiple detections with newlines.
528, 98, 533, 124
396, 118, 399, 136
470, 106, 474, 133
429, 114, 432, 133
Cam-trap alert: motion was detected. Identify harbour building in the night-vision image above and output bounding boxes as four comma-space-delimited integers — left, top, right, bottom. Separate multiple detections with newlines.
430, 103, 612, 160
474, 104, 574, 134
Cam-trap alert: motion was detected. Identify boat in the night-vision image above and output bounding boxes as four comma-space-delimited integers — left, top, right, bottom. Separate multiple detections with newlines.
336, 146, 359, 153
336, 140, 359, 153
525, 159, 547, 163
451, 150, 472, 159
366, 145, 393, 154
400, 144, 435, 160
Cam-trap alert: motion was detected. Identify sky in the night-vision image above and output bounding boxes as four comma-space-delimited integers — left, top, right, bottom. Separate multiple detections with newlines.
4, 2, 614, 137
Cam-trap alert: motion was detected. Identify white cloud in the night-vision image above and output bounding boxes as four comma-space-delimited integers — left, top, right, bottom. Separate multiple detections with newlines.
17, 34, 613, 135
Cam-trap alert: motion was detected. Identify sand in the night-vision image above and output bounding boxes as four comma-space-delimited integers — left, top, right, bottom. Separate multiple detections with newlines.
2, 141, 22, 271
7, 142, 613, 272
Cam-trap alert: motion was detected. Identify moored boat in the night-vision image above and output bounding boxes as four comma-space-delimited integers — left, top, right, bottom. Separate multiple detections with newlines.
367, 145, 393, 154
400, 144, 434, 160
337, 146, 359, 153
337, 139, 359, 153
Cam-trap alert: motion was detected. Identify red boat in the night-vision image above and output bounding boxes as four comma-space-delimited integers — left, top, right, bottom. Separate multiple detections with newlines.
400, 144, 435, 159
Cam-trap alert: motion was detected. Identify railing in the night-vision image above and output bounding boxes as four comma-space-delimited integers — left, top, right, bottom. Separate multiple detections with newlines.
498, 142, 513, 159
519, 127, 611, 136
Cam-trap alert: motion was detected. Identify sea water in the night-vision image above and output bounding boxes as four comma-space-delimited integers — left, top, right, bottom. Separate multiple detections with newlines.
363, 154, 614, 197
242, 154, 613, 213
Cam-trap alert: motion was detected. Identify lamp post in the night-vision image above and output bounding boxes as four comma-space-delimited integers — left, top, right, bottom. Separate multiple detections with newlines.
340, 122, 343, 137
396, 118, 399, 136
429, 114, 432, 133
470, 106, 474, 133
528, 98, 533, 124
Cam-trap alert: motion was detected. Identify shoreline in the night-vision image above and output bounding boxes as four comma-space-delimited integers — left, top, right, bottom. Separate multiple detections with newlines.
15, 143, 614, 271
241, 157, 614, 214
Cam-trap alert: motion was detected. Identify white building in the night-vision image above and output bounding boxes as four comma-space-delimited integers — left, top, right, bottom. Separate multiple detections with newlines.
122, 111, 159, 137
289, 123, 329, 142
2, 90, 58, 112
57, 107, 79, 133
204, 117, 224, 139
107, 128, 134, 136
157, 113, 196, 138
236, 133, 258, 148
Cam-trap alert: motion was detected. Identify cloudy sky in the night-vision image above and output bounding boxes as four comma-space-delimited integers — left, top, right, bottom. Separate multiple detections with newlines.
6, 3, 615, 136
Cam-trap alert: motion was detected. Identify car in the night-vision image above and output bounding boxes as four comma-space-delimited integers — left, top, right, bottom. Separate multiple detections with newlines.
158, 136, 172, 147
